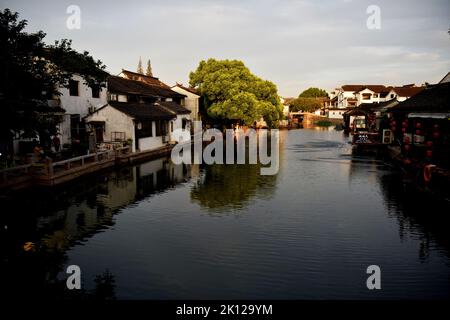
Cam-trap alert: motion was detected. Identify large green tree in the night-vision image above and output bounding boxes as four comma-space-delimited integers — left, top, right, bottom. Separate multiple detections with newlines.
0, 9, 107, 148
298, 87, 329, 98
288, 97, 323, 113
189, 59, 283, 127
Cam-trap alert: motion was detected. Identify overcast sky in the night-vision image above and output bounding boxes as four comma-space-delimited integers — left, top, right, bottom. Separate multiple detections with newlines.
2, 0, 450, 96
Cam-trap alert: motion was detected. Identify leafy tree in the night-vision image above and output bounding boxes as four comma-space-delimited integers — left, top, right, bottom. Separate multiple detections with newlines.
189, 59, 283, 128
146, 59, 153, 77
299, 87, 329, 98
137, 57, 143, 74
288, 97, 323, 113
0, 9, 107, 150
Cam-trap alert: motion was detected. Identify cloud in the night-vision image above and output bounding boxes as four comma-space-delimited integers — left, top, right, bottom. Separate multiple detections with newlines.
2, 0, 449, 96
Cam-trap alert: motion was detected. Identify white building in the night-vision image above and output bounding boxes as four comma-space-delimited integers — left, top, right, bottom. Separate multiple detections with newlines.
57, 74, 107, 145
171, 83, 201, 121
85, 74, 191, 152
327, 108, 346, 119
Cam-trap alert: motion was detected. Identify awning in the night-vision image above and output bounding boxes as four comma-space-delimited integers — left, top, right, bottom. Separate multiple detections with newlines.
408, 113, 450, 119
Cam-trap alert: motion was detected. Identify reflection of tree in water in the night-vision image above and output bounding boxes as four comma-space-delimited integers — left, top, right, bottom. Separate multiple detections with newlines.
190, 163, 278, 212
377, 172, 450, 260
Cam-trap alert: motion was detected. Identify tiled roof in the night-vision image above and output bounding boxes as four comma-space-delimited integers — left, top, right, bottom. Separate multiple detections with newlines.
120, 70, 170, 88
341, 85, 387, 93
108, 76, 185, 99
108, 101, 176, 120
173, 83, 199, 95
390, 82, 450, 113
390, 86, 424, 97
157, 101, 191, 115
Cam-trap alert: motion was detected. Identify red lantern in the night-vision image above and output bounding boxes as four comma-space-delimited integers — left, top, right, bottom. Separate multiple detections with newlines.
433, 132, 440, 139
434, 124, 440, 129
416, 122, 422, 129
392, 126, 397, 132
405, 136, 411, 144
402, 121, 408, 128
403, 159, 411, 165
404, 144, 411, 152
402, 128, 406, 133
416, 130, 421, 135
426, 150, 433, 158
392, 121, 397, 126
426, 141, 433, 147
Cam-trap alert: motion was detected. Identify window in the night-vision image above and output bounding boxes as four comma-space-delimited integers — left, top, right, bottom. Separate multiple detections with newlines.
69, 80, 79, 96
182, 118, 189, 130
362, 93, 371, 100
91, 84, 100, 98
373, 94, 378, 98
137, 121, 153, 138
110, 94, 118, 101
390, 94, 395, 99
155, 120, 167, 137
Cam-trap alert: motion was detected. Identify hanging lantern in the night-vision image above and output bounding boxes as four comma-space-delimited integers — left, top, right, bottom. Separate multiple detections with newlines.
426, 141, 433, 147
416, 130, 421, 135
404, 144, 411, 152
416, 122, 422, 129
426, 150, 433, 158
404, 136, 411, 144
433, 132, 440, 139
402, 128, 406, 133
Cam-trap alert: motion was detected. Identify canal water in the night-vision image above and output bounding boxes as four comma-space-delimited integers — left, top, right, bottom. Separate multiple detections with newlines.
1, 128, 449, 299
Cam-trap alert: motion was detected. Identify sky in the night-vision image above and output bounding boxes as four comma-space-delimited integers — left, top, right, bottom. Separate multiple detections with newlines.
1, 0, 450, 97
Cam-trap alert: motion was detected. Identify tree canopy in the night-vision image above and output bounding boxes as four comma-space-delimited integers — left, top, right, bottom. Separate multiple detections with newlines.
298, 87, 329, 98
189, 59, 283, 127
0, 8, 107, 142
288, 97, 323, 113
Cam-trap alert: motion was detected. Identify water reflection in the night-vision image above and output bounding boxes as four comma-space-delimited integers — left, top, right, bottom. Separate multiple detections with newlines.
1, 158, 196, 298
378, 172, 450, 260
1, 129, 449, 299
190, 163, 278, 213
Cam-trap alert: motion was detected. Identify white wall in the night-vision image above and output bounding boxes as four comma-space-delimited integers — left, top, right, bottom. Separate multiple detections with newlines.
85, 105, 136, 151
139, 136, 164, 151
171, 86, 200, 120
59, 74, 107, 117
58, 114, 72, 145
337, 90, 356, 108
327, 109, 345, 119
169, 115, 191, 143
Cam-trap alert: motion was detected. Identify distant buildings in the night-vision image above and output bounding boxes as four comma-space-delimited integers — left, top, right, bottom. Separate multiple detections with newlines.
334, 84, 424, 109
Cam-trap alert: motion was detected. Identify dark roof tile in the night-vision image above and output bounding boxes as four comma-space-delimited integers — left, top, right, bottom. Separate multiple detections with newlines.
390, 82, 450, 113
108, 101, 176, 120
